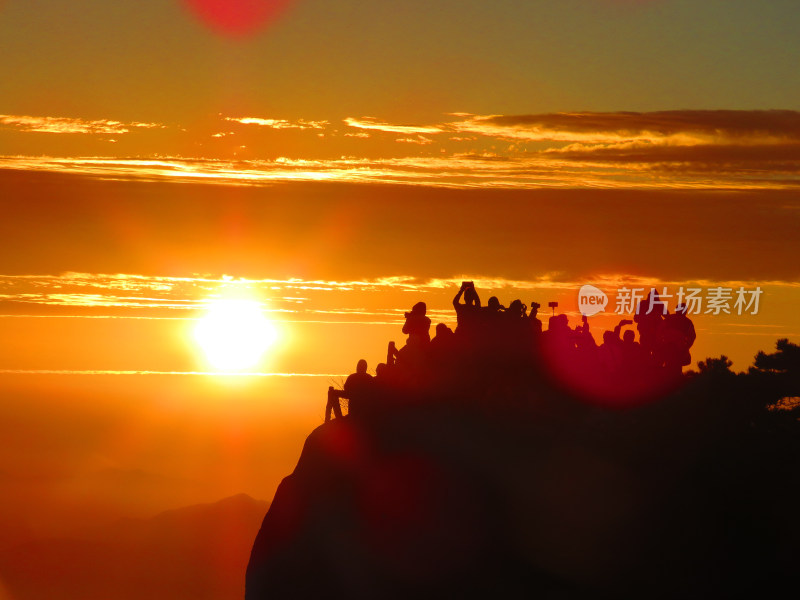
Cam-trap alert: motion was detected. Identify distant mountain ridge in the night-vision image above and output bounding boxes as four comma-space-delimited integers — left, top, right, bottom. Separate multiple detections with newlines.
0, 494, 268, 600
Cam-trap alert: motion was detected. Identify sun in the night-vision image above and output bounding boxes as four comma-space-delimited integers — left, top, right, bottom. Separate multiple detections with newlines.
194, 299, 277, 371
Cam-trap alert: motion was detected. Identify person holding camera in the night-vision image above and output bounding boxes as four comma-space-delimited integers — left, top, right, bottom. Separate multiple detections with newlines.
529, 301, 542, 336
402, 301, 431, 345
452, 281, 481, 339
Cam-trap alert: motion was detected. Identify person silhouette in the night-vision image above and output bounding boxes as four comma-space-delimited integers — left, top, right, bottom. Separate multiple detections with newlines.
430, 322, 455, 352
453, 281, 481, 338
528, 301, 543, 336
634, 289, 665, 360
344, 359, 374, 417
397, 302, 431, 384
660, 303, 697, 377
619, 328, 648, 373
505, 299, 527, 320
482, 296, 505, 323
403, 301, 431, 345
501, 299, 529, 355
477, 295, 505, 349
599, 319, 632, 375
426, 323, 457, 386
572, 315, 598, 376
573, 315, 597, 348
599, 330, 623, 375
325, 386, 344, 422
542, 313, 572, 357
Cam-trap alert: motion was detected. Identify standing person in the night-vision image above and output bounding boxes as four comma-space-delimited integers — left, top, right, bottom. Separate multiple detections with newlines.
452, 281, 481, 339
634, 289, 665, 361
396, 303, 431, 385
482, 296, 505, 325
502, 299, 528, 355
619, 329, 647, 373
528, 302, 543, 336
478, 296, 505, 350
598, 319, 631, 375
402, 301, 431, 345
453, 281, 481, 343
660, 303, 696, 377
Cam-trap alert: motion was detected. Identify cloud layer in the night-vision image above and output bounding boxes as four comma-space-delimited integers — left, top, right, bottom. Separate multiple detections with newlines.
0, 114, 163, 135
1, 110, 799, 189
224, 117, 328, 130
456, 110, 800, 144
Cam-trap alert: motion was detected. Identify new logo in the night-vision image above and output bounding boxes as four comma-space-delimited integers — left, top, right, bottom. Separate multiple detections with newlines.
578, 284, 608, 317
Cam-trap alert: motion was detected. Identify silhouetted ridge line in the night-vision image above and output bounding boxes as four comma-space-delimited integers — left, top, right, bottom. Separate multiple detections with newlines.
246, 287, 799, 599
327, 283, 697, 415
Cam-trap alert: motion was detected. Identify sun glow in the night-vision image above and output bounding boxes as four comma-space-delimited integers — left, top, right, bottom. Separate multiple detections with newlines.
194, 299, 278, 371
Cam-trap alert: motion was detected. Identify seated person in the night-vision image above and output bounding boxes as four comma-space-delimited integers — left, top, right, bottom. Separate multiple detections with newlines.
344, 359, 374, 417
429, 323, 456, 363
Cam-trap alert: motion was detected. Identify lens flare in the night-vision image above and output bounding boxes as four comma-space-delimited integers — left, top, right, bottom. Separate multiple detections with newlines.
539, 348, 683, 408
181, 0, 292, 37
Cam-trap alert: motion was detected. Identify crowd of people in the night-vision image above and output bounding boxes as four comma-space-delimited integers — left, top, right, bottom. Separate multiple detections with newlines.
326, 283, 696, 420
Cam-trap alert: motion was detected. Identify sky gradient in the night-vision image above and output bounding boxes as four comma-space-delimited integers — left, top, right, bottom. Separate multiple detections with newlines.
1, 0, 799, 568
3, 1, 800, 123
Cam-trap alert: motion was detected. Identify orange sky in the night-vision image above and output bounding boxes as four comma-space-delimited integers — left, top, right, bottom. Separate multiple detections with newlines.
0, 170, 796, 543
2, 1, 800, 561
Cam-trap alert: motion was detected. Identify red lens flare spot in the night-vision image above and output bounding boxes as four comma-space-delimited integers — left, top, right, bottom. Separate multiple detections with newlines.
182, 0, 292, 37
539, 346, 684, 409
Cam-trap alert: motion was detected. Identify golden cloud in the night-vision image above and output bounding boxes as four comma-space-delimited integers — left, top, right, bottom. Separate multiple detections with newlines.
0, 114, 163, 134
225, 117, 328, 129
344, 117, 443, 135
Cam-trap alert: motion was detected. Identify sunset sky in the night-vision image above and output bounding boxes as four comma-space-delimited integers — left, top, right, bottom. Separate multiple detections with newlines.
1, 0, 799, 551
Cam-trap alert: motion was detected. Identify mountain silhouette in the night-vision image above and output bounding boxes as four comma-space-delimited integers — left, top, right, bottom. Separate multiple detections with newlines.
246, 375, 800, 599
246, 295, 799, 598
1, 494, 268, 600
